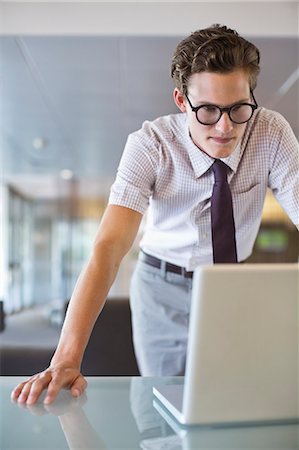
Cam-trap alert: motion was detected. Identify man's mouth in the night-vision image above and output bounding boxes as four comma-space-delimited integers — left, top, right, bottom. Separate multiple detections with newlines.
211, 137, 234, 144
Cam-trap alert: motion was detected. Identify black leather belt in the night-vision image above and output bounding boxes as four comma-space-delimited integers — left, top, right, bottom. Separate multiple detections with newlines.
141, 251, 193, 278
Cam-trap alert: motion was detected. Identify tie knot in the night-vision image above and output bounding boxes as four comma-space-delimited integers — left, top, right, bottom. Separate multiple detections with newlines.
212, 159, 229, 182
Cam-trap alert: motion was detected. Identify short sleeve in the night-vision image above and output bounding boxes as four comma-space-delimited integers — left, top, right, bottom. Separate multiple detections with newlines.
108, 130, 159, 214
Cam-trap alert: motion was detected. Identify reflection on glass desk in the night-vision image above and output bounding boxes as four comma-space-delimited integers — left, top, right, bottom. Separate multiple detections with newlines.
1, 376, 298, 449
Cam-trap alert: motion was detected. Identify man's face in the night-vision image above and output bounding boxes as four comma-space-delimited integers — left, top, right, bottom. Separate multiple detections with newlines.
174, 69, 252, 159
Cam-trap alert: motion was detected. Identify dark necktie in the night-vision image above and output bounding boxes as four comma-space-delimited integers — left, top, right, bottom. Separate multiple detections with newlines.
211, 160, 237, 263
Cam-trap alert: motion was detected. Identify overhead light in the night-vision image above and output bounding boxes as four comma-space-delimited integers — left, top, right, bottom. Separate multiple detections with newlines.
60, 169, 73, 180
32, 137, 47, 150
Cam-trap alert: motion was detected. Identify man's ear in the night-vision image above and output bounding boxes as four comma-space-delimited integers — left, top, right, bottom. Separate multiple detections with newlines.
173, 88, 187, 113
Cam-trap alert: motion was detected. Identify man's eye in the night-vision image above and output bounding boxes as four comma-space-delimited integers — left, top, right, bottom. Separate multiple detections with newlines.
202, 105, 217, 113
232, 104, 242, 112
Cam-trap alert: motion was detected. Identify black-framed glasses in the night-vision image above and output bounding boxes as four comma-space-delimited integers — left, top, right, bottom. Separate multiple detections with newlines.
185, 90, 258, 125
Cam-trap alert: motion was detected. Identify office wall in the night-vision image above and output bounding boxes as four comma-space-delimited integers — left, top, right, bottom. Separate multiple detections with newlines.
1, 1, 298, 37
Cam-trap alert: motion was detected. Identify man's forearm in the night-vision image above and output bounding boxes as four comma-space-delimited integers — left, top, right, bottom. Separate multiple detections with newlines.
49, 204, 143, 370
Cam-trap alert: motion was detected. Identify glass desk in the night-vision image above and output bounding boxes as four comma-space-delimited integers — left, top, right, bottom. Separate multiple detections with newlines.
1, 376, 298, 449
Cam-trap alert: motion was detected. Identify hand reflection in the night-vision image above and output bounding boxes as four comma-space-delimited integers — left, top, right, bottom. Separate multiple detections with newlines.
13, 389, 107, 449
15, 389, 87, 416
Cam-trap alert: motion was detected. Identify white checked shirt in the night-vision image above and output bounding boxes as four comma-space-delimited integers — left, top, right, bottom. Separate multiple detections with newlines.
109, 108, 299, 270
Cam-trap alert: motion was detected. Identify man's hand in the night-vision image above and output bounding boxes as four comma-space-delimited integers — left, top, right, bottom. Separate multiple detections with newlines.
10, 366, 87, 406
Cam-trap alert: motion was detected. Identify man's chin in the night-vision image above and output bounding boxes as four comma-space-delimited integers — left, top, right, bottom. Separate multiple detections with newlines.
191, 136, 238, 159
200, 146, 236, 159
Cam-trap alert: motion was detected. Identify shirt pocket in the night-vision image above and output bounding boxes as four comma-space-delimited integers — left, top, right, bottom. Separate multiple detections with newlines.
232, 183, 267, 227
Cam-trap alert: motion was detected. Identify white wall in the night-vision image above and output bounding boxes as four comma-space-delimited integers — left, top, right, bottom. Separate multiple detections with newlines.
0, 1, 298, 37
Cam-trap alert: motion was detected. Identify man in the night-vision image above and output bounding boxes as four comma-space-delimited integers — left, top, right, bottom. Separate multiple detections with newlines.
12, 24, 298, 405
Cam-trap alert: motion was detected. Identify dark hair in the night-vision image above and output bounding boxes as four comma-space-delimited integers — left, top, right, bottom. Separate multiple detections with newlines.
171, 24, 260, 95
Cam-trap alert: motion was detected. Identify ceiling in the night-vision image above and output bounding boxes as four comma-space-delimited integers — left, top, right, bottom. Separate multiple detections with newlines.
1, 35, 298, 199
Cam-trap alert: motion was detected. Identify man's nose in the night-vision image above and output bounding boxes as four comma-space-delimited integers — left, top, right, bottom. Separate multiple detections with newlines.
215, 112, 234, 134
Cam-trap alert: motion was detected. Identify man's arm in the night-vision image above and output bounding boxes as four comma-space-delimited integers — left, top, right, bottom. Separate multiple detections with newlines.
11, 204, 143, 405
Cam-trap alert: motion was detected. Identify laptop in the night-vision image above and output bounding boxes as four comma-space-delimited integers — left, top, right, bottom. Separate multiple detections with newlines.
153, 263, 299, 426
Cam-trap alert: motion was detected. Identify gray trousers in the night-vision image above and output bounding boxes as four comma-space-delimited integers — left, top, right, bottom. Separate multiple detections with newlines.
130, 253, 193, 376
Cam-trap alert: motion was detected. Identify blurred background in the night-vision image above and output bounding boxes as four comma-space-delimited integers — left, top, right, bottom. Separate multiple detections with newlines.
0, 2, 298, 348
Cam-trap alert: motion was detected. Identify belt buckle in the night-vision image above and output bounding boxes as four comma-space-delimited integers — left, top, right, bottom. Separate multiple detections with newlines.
182, 267, 193, 278
182, 267, 188, 278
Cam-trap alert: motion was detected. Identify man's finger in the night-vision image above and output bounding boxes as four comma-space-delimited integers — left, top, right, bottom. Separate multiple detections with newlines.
11, 375, 38, 400
11, 381, 29, 401
70, 375, 88, 397
16, 381, 35, 404
43, 373, 71, 405
26, 373, 53, 405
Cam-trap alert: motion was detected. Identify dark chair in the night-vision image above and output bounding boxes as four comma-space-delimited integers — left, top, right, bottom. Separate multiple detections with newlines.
81, 298, 140, 376
0, 346, 55, 376
0, 298, 139, 376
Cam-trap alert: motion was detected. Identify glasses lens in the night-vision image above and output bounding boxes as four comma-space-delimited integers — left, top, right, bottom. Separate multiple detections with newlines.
230, 104, 254, 124
196, 105, 221, 125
